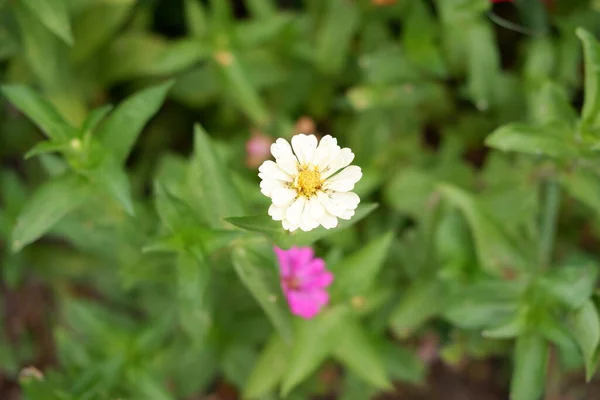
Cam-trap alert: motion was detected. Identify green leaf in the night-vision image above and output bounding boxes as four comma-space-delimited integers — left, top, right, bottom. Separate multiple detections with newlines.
571, 300, 600, 381
96, 80, 174, 164
244, 335, 289, 398
232, 246, 292, 341
184, 0, 207, 36
332, 317, 392, 390
215, 52, 269, 126
538, 264, 598, 309
245, 0, 276, 19
389, 279, 446, 338
188, 125, 245, 228
2, 85, 75, 141
510, 333, 548, 400
24, 140, 70, 159
443, 280, 524, 330
531, 82, 578, 126
79, 105, 113, 137
485, 123, 577, 158
177, 252, 211, 339
20, 0, 73, 45
577, 28, 600, 133
70, 0, 135, 62
225, 215, 283, 236
560, 169, 600, 222
467, 21, 500, 110
330, 231, 393, 300
380, 341, 426, 384
281, 306, 348, 396
315, 0, 359, 75
83, 155, 135, 216
438, 184, 529, 276
11, 173, 90, 252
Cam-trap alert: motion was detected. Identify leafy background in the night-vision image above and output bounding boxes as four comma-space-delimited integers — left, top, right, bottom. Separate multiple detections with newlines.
3, 0, 600, 399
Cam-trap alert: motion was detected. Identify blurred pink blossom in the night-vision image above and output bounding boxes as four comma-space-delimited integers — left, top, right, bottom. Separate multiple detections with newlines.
245, 130, 273, 168
274, 246, 333, 319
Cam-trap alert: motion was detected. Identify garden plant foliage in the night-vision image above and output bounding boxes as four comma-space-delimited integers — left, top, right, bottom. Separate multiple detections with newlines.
3, 0, 600, 399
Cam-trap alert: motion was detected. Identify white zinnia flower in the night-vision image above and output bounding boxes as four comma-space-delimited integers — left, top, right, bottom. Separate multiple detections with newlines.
258, 133, 362, 232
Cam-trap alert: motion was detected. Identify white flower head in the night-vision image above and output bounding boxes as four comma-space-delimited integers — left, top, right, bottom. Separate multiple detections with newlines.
258, 134, 362, 232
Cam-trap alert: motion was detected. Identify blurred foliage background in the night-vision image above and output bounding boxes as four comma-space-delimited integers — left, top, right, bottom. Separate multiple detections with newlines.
4, 0, 600, 399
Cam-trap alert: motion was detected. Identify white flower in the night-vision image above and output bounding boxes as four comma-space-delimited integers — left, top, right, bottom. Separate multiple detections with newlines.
258, 134, 362, 232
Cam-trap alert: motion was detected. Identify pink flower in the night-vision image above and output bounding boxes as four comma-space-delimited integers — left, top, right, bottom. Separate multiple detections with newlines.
274, 246, 334, 319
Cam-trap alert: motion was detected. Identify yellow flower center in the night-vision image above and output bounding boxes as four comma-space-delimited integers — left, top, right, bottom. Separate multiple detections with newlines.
294, 165, 322, 197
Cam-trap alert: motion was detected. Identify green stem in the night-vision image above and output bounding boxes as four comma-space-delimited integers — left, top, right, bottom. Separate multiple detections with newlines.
538, 178, 560, 270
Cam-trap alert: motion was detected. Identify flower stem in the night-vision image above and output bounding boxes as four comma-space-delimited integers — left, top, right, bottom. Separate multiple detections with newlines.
538, 178, 560, 271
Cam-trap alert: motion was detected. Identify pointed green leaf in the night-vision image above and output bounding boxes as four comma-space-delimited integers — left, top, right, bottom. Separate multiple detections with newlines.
538, 264, 598, 309
244, 335, 289, 398
510, 333, 548, 400
571, 300, 600, 381
80, 105, 113, 137
216, 52, 269, 126
177, 252, 211, 339
560, 169, 600, 223
2, 85, 75, 141
315, 0, 359, 75
142, 234, 186, 254
438, 184, 529, 276
21, 0, 73, 45
189, 124, 245, 228
12, 173, 90, 252
577, 28, 600, 133
245, 0, 276, 19
381, 340, 426, 384
225, 215, 283, 236
330, 231, 393, 300
232, 246, 292, 341
531, 82, 578, 126
96, 80, 174, 163
389, 279, 446, 338
485, 123, 578, 158
443, 280, 523, 330
332, 317, 392, 390
184, 0, 207, 37
83, 156, 135, 216
25, 140, 70, 159
281, 306, 348, 396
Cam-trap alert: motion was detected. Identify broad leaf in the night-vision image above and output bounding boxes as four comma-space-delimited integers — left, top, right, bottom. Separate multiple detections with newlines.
12, 173, 90, 252
330, 231, 393, 300
96, 80, 174, 164
232, 246, 292, 341
188, 125, 245, 228
571, 300, 600, 380
281, 305, 348, 396
83, 155, 135, 216
577, 28, 600, 134
2, 85, 75, 141
538, 264, 598, 309
510, 333, 548, 400
485, 123, 577, 158
20, 0, 73, 45
244, 335, 289, 398
332, 317, 391, 390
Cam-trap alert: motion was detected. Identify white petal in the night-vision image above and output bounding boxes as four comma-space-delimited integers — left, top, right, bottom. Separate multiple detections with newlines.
330, 191, 360, 210
324, 166, 362, 192
308, 196, 325, 220
258, 160, 292, 182
321, 148, 355, 179
271, 188, 297, 207
291, 134, 318, 165
271, 138, 298, 176
282, 219, 298, 232
313, 136, 340, 171
339, 209, 355, 220
299, 200, 319, 232
320, 212, 338, 229
286, 196, 307, 225
268, 204, 286, 221
316, 190, 345, 218
260, 178, 285, 197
